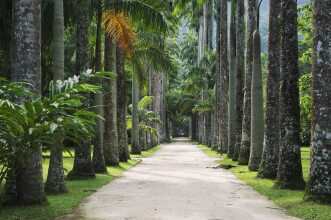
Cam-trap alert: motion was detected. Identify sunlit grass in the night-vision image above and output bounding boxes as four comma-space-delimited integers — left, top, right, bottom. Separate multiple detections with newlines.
199, 145, 331, 220
0, 145, 160, 220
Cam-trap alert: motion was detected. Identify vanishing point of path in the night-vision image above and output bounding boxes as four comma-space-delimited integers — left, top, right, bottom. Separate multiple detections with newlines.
59, 139, 299, 220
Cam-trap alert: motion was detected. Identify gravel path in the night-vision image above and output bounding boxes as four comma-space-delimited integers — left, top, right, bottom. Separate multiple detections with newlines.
58, 139, 299, 220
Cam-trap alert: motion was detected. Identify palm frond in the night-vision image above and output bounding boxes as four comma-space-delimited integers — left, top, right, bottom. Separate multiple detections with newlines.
103, 10, 136, 57
105, 0, 169, 34
138, 96, 154, 109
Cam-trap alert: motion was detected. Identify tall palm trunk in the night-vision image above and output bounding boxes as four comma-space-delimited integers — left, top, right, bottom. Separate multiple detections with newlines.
258, 0, 281, 179
215, 0, 221, 151
159, 74, 167, 142
197, 7, 204, 144
139, 130, 147, 151
92, 6, 107, 173
210, 112, 216, 149
238, 0, 256, 165
276, 0, 304, 189
205, 112, 211, 146
233, 0, 245, 161
227, 0, 236, 158
248, 29, 264, 171
103, 35, 119, 165
306, 0, 331, 202
117, 47, 130, 161
45, 0, 68, 194
5, 0, 44, 205
149, 70, 162, 146
202, 3, 209, 145
131, 77, 140, 154
219, 0, 228, 154
68, 0, 95, 179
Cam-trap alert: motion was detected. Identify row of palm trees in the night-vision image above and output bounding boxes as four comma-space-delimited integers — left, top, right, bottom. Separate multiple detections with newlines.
176, 0, 330, 203
0, 0, 173, 206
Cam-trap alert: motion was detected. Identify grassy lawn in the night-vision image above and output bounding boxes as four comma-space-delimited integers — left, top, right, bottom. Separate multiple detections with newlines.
199, 145, 331, 220
0, 145, 160, 220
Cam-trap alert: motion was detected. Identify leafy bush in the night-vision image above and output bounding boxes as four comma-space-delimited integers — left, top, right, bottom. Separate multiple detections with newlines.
0, 72, 102, 190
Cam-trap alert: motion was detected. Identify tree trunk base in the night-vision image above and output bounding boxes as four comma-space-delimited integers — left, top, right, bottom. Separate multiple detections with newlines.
93, 165, 107, 174
238, 145, 250, 165
274, 180, 305, 190
66, 171, 95, 180
106, 161, 120, 166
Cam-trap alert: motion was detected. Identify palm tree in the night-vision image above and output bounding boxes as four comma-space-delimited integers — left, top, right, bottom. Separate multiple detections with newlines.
258, 0, 281, 179
131, 77, 141, 154
117, 46, 131, 162
5, 0, 44, 205
67, 0, 95, 179
238, 0, 256, 165
215, 0, 221, 150
92, 1, 107, 173
103, 35, 120, 166
219, 0, 228, 154
248, 0, 264, 171
45, 0, 68, 194
227, 0, 236, 158
306, 0, 331, 203
233, 0, 245, 161
276, 0, 305, 189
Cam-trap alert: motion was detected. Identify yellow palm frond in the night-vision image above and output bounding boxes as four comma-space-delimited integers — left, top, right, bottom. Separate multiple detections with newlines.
103, 10, 136, 58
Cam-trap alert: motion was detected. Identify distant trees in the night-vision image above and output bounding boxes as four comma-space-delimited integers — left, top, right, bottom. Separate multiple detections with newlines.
0, 0, 172, 208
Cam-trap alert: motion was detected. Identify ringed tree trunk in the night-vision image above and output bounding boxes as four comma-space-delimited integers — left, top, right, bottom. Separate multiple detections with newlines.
117, 47, 130, 162
219, 0, 228, 154
197, 7, 205, 144
5, 0, 45, 205
210, 112, 216, 149
205, 112, 211, 147
258, 0, 281, 179
233, 0, 245, 161
92, 6, 107, 173
215, 0, 221, 151
131, 77, 140, 154
166, 115, 172, 141
103, 35, 119, 165
45, 0, 68, 194
248, 29, 264, 171
227, 0, 236, 158
139, 129, 147, 151
67, 0, 95, 179
238, 0, 256, 165
306, 0, 331, 203
276, 0, 305, 189
154, 73, 162, 145
159, 74, 167, 142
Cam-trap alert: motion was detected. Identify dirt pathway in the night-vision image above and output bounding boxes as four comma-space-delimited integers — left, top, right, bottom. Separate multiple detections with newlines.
58, 139, 299, 220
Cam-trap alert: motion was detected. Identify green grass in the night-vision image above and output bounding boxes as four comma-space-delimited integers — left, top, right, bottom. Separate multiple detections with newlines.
0, 145, 161, 220
199, 145, 331, 220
